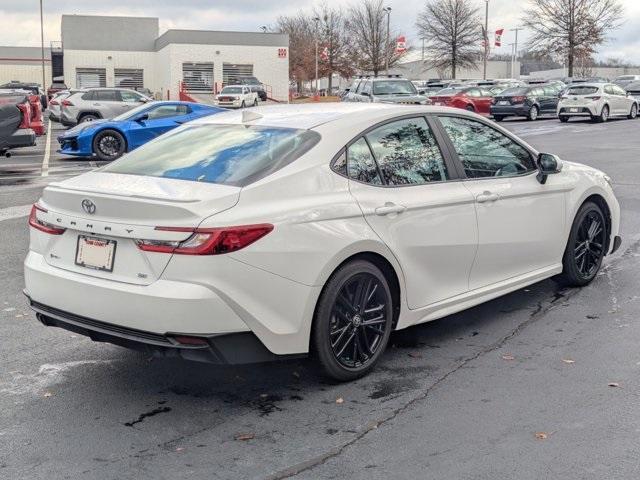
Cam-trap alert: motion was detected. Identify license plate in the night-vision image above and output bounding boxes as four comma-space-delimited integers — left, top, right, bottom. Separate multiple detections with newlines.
434, 102, 442, 106
75, 235, 116, 272
569, 108, 579, 113
498, 101, 509, 105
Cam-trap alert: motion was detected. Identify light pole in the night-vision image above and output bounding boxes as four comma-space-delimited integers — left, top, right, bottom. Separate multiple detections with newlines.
40, 0, 46, 91
483, 0, 489, 80
508, 42, 515, 78
383, 7, 392, 75
314, 16, 320, 98
509, 27, 523, 78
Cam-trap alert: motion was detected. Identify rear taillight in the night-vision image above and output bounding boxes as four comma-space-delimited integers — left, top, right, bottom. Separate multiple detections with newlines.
512, 96, 526, 103
586, 96, 601, 101
49, 99, 59, 106
61, 99, 73, 107
28, 205, 66, 235
135, 224, 274, 255
17, 102, 31, 129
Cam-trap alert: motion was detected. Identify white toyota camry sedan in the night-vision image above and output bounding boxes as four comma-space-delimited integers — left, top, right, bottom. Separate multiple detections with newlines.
24, 103, 621, 381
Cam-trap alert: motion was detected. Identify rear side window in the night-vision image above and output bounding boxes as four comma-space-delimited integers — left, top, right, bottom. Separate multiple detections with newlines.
347, 138, 382, 184
568, 86, 599, 95
365, 117, 448, 185
94, 90, 118, 101
102, 125, 321, 187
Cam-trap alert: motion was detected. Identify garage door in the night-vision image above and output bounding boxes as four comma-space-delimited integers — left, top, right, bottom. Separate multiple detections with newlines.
223, 63, 253, 86
115, 69, 144, 89
76, 68, 106, 88
182, 63, 214, 92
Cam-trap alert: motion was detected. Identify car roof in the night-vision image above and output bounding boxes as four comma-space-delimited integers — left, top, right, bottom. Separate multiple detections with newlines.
192, 103, 467, 130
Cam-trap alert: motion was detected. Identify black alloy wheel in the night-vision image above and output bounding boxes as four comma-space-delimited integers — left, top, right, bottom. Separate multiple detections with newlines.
528, 105, 539, 121
313, 260, 393, 381
92, 129, 126, 161
558, 201, 607, 286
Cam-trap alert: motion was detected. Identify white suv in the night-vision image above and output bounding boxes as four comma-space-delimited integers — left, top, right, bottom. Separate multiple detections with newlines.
214, 85, 258, 108
558, 83, 638, 123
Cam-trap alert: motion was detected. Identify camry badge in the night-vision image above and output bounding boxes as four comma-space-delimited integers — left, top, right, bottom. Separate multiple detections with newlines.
81, 199, 96, 215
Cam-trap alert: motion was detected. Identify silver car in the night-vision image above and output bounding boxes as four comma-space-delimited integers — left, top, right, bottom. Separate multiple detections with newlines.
343, 77, 430, 105
60, 88, 150, 127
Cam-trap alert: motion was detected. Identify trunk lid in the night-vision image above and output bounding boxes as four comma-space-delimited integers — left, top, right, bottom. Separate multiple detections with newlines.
37, 172, 240, 285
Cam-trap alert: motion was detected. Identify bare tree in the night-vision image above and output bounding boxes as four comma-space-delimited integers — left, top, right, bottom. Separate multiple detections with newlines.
522, 0, 623, 77
416, 0, 483, 79
314, 4, 355, 91
346, 0, 404, 76
275, 14, 316, 93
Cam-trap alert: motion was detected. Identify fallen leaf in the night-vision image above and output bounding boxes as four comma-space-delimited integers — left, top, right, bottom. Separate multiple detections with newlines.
502, 354, 515, 361
561, 359, 575, 364
608, 382, 620, 388
235, 433, 255, 441
175, 447, 185, 452
534, 432, 548, 440
408, 352, 423, 359
43, 391, 53, 398
335, 397, 344, 404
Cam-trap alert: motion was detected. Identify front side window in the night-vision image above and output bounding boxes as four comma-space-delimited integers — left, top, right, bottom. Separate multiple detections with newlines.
347, 137, 382, 185
612, 85, 627, 96
361, 81, 372, 95
119, 90, 142, 102
102, 125, 321, 187
438, 116, 535, 178
466, 89, 481, 97
365, 117, 448, 185
147, 104, 189, 120
95, 90, 118, 101
372, 80, 418, 95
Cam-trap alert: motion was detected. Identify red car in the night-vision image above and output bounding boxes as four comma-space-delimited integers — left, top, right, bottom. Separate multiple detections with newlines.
429, 86, 494, 115
0, 92, 37, 155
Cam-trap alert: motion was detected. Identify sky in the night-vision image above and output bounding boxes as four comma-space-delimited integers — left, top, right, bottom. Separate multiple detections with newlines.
1, 0, 639, 63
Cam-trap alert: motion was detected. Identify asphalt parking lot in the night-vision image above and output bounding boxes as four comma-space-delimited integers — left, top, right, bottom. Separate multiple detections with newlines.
1, 115, 640, 479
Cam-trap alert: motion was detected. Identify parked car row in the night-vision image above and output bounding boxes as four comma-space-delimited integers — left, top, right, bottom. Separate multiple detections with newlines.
0, 88, 46, 155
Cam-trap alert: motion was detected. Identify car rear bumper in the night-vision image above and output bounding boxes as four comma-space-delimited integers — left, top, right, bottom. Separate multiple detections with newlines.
558, 106, 597, 116
27, 298, 296, 364
490, 105, 530, 117
4, 128, 36, 150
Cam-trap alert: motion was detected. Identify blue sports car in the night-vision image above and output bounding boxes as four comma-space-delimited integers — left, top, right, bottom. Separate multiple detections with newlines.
57, 101, 224, 161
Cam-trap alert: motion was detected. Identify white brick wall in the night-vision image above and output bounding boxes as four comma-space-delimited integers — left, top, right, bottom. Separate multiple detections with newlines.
64, 44, 289, 102
0, 63, 52, 89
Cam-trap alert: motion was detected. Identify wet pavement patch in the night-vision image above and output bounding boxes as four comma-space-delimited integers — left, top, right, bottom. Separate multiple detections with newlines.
368, 378, 419, 400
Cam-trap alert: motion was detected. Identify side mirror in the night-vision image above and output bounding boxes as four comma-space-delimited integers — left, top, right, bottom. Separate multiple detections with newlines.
135, 113, 149, 123
536, 153, 563, 184
419, 90, 426, 95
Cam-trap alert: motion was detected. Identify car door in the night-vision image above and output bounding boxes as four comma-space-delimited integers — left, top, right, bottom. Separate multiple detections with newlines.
477, 88, 494, 114
344, 116, 478, 309
542, 85, 560, 113
436, 115, 569, 290
602, 85, 620, 115
612, 84, 632, 115
127, 104, 193, 149
92, 90, 121, 119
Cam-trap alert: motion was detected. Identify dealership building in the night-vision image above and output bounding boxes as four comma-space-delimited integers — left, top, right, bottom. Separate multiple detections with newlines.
1, 14, 290, 102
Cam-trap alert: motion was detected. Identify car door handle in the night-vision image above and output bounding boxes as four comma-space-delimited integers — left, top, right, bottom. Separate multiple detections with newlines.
476, 191, 501, 203
375, 203, 406, 216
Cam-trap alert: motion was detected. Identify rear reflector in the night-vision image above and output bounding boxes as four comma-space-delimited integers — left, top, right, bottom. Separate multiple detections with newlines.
135, 224, 274, 255
28, 204, 66, 235
61, 99, 73, 106
512, 96, 526, 103
168, 335, 209, 346
585, 96, 602, 101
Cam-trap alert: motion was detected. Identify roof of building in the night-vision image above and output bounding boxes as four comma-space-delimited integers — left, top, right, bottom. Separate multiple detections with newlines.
61, 15, 160, 52
155, 30, 288, 50
0, 46, 51, 62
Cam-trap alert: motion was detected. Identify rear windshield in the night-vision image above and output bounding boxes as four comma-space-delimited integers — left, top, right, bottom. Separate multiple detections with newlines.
499, 87, 528, 96
372, 80, 417, 95
434, 88, 461, 95
567, 86, 599, 95
221, 87, 242, 94
101, 125, 321, 187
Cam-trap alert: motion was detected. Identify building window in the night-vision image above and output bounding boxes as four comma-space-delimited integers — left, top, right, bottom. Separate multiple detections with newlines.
182, 62, 214, 92
76, 68, 106, 88
222, 63, 253, 86
115, 68, 143, 90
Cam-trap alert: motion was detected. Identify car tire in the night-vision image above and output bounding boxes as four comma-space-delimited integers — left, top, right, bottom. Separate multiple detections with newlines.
628, 103, 638, 119
79, 114, 99, 124
311, 259, 394, 382
559, 115, 569, 123
597, 105, 609, 123
253, 98, 258, 107
493, 116, 504, 122
527, 105, 539, 121
92, 129, 126, 161
241, 101, 246, 109
465, 105, 475, 112
556, 201, 607, 287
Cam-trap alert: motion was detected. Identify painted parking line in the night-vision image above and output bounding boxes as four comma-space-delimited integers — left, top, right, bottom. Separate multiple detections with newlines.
41, 120, 52, 177
0, 204, 32, 222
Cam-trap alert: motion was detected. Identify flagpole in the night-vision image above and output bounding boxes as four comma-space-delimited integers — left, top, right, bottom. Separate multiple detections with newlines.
509, 27, 523, 79
483, 0, 489, 80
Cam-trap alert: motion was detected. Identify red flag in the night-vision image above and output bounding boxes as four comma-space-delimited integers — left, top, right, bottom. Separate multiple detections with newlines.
320, 46, 329, 61
396, 36, 407, 53
495, 29, 504, 47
